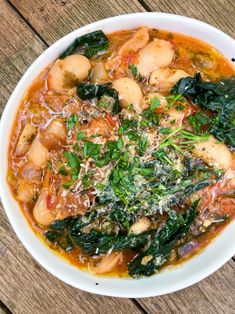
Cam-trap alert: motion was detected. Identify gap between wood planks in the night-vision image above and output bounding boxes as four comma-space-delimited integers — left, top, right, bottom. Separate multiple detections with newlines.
0, 300, 12, 314
6, 0, 49, 48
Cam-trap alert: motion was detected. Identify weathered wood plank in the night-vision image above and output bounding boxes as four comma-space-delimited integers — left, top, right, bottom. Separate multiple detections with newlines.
0, 301, 11, 314
0, 202, 142, 314
141, 0, 235, 38
0, 0, 46, 112
8, 0, 145, 45
137, 260, 235, 314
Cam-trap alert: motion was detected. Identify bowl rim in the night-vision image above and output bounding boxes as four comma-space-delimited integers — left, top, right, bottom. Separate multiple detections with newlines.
0, 12, 235, 298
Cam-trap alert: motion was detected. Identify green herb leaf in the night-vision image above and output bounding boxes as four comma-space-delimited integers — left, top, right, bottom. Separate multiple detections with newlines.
150, 96, 160, 111
176, 104, 185, 111
67, 114, 78, 131
62, 182, 72, 189
142, 109, 161, 126
82, 171, 94, 188
83, 140, 101, 159
77, 131, 86, 140
188, 112, 211, 134
129, 64, 138, 77
137, 137, 148, 156
59, 166, 68, 176
64, 151, 80, 169
166, 94, 184, 109
159, 127, 171, 134
60, 30, 109, 59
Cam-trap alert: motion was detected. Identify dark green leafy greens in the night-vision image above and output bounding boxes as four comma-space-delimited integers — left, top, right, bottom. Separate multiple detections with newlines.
171, 73, 235, 146
62, 151, 81, 188
60, 30, 109, 59
128, 201, 198, 277
67, 114, 78, 131
44, 201, 198, 277
77, 82, 121, 114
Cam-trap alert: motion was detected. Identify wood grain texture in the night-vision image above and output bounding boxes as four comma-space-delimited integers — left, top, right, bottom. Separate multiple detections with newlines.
0, 0, 46, 113
0, 301, 11, 314
138, 261, 235, 313
142, 0, 235, 38
0, 202, 142, 314
8, 0, 145, 45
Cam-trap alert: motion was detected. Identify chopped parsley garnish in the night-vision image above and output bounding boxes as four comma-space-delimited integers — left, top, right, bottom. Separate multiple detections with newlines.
82, 140, 101, 159
67, 114, 78, 131
166, 94, 184, 109
153, 149, 173, 165
141, 108, 161, 126
188, 112, 212, 134
63, 151, 81, 182
176, 104, 185, 111
137, 136, 148, 156
59, 166, 68, 176
64, 151, 80, 169
82, 171, 94, 188
129, 64, 138, 77
159, 127, 171, 134
150, 96, 160, 111
77, 131, 86, 140
62, 182, 73, 189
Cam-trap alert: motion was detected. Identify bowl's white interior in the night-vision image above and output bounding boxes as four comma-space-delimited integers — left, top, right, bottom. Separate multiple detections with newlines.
0, 13, 235, 298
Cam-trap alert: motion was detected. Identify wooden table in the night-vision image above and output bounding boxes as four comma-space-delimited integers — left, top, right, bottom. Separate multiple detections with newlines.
0, 0, 234, 313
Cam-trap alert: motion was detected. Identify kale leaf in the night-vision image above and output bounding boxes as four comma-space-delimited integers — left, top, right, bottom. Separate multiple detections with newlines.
77, 82, 121, 114
45, 209, 151, 255
128, 201, 198, 277
60, 30, 109, 59
72, 230, 151, 255
45, 200, 199, 277
171, 73, 235, 146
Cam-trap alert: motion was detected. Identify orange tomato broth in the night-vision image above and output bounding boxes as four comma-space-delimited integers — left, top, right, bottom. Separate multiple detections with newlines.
7, 27, 235, 277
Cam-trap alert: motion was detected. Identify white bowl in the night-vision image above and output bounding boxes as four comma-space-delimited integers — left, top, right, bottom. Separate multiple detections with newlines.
0, 12, 234, 298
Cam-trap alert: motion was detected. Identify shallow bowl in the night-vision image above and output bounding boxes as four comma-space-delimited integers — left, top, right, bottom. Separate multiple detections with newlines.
0, 12, 235, 297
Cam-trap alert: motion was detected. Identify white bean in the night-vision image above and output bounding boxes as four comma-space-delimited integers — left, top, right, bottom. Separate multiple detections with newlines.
17, 180, 35, 203
91, 62, 108, 83
149, 68, 189, 91
47, 54, 91, 91
28, 139, 49, 168
92, 252, 123, 274
192, 135, 232, 170
33, 189, 55, 226
15, 124, 36, 157
136, 39, 174, 76
112, 77, 143, 112
118, 27, 149, 55
40, 119, 67, 150
129, 217, 151, 235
